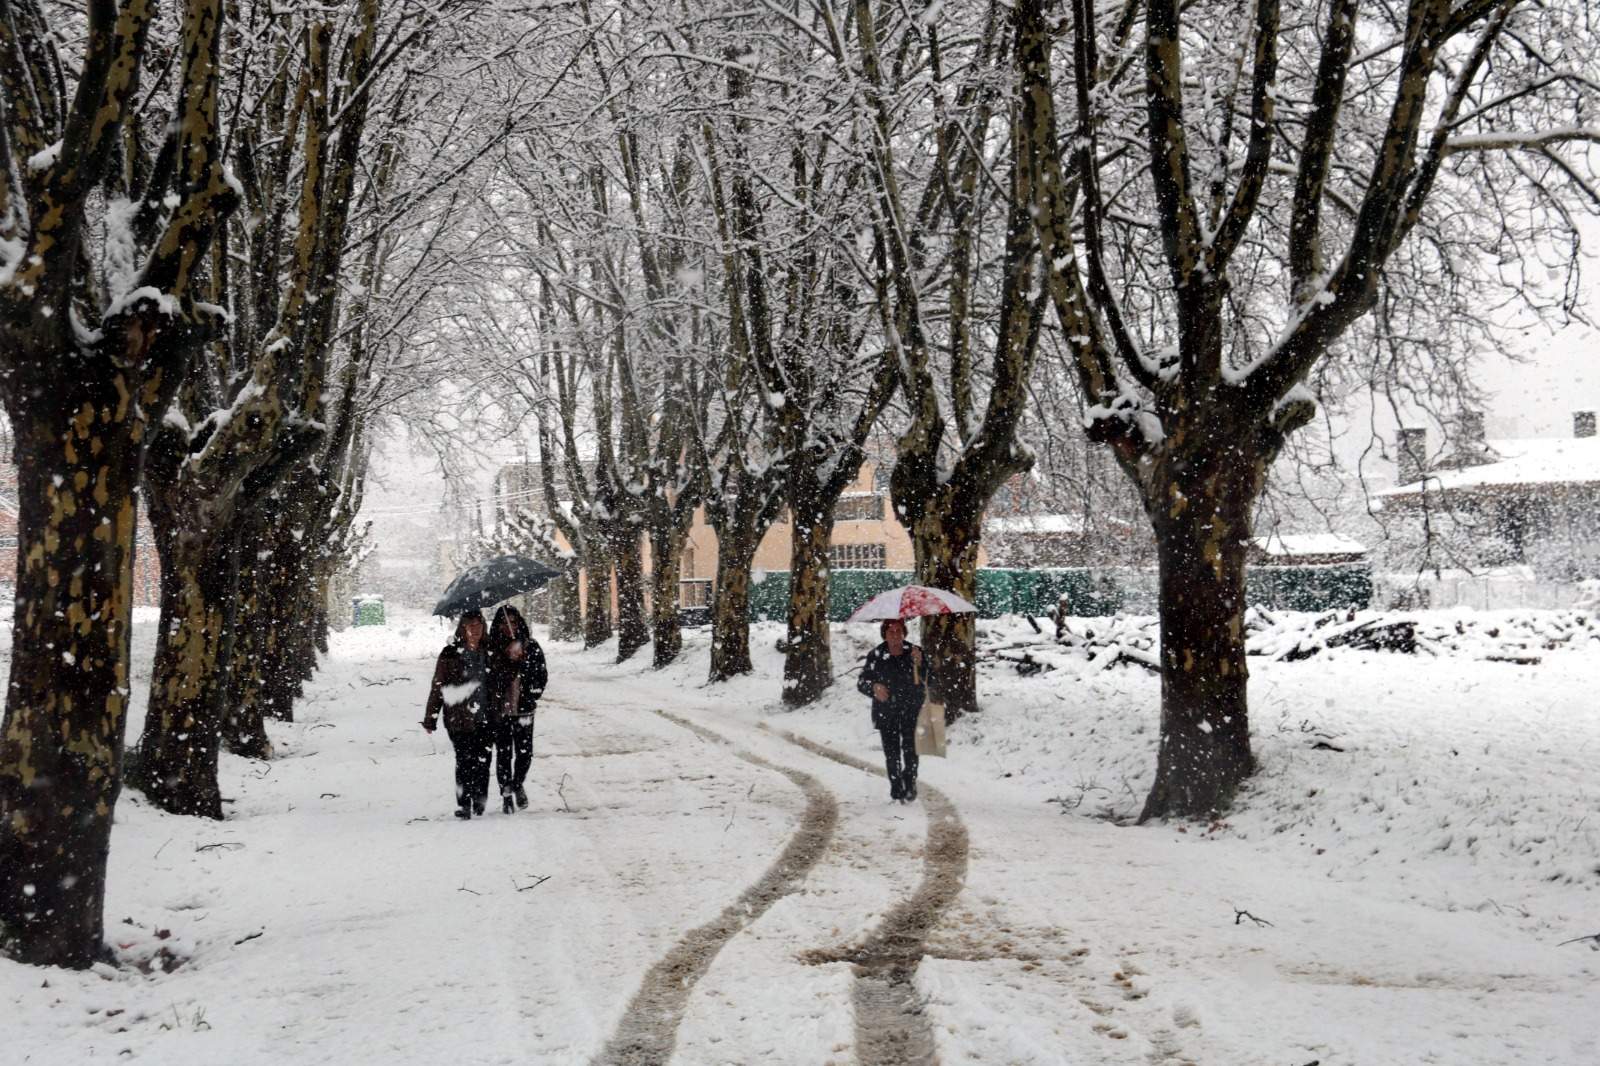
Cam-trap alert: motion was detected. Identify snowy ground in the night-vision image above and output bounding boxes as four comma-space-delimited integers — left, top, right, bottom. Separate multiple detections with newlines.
3, 609, 1598, 1064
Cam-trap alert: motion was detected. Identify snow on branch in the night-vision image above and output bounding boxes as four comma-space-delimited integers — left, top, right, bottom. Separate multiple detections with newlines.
1441, 127, 1600, 155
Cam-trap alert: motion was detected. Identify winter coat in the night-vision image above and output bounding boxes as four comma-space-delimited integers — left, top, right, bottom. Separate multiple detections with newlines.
857, 641, 928, 730
487, 607, 548, 723
487, 637, 547, 722
424, 642, 491, 734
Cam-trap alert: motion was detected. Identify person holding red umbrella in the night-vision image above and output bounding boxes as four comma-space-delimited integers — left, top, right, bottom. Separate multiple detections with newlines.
848, 584, 975, 803
856, 618, 930, 803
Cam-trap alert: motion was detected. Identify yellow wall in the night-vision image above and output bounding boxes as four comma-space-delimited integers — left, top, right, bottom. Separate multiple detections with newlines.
683, 459, 984, 579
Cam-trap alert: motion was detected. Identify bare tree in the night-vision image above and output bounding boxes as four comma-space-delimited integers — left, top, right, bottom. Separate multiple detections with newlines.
847, 0, 1049, 717
710, 34, 896, 706
1017, 0, 1599, 819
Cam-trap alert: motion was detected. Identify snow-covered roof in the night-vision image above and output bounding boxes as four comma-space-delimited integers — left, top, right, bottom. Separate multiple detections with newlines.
1385, 436, 1600, 495
985, 514, 1085, 535
1251, 533, 1367, 557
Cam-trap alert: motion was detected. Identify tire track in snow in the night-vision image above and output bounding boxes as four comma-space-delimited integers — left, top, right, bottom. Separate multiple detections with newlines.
765, 726, 970, 1066
591, 710, 839, 1066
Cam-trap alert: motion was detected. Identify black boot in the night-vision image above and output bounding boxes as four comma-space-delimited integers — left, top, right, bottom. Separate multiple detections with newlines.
455, 806, 471, 820
503, 793, 515, 814
473, 798, 486, 816
515, 786, 529, 810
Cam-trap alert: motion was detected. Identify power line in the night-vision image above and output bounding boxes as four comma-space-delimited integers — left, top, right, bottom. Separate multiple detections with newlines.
359, 483, 549, 520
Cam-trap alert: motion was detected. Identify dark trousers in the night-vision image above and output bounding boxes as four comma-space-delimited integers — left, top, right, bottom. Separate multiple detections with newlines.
448, 728, 492, 809
878, 714, 919, 799
494, 715, 535, 794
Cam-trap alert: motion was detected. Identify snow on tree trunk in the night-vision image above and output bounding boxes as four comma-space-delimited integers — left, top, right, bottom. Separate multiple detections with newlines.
549, 569, 582, 641
0, 390, 147, 967
0, 0, 234, 962
220, 546, 274, 760
650, 525, 687, 668
783, 504, 837, 706
132, 529, 242, 820
1140, 452, 1263, 821
615, 530, 649, 663
582, 540, 615, 648
910, 507, 984, 719
709, 533, 761, 682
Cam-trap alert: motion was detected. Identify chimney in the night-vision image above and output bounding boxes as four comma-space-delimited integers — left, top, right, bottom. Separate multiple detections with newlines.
1397, 426, 1427, 486
1432, 408, 1495, 470
1577, 410, 1597, 440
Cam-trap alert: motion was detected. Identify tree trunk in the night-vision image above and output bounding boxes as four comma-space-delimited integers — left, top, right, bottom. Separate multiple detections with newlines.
258, 570, 301, 723
549, 568, 582, 640
222, 636, 273, 758
910, 503, 984, 719
615, 528, 650, 662
582, 540, 614, 648
220, 550, 273, 760
649, 525, 687, 668
0, 393, 146, 968
709, 531, 760, 682
1138, 455, 1262, 822
237, 527, 297, 723
280, 570, 321, 717
132, 529, 242, 820
783, 504, 836, 706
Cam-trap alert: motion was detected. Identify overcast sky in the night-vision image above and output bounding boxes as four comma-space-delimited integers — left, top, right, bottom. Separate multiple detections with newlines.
1478, 323, 1597, 439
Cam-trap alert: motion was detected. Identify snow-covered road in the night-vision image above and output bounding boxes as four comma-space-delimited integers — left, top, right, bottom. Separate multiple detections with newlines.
4, 614, 1598, 1064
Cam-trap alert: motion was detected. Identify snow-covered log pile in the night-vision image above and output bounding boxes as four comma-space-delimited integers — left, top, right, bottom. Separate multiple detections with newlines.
1045, 618, 1162, 672
1247, 607, 1599, 662
1039, 609, 1599, 671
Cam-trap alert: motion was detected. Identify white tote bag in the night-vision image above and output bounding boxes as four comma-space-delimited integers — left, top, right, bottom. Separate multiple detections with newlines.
915, 699, 947, 757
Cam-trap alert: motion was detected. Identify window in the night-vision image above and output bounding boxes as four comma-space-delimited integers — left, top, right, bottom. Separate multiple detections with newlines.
834, 494, 884, 522
830, 543, 886, 570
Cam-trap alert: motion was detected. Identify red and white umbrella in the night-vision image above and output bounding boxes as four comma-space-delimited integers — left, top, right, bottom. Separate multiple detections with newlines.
846, 584, 978, 622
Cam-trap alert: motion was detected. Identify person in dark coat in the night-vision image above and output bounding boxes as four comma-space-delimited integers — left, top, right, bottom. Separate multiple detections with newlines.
422, 609, 493, 819
487, 604, 548, 814
857, 618, 928, 803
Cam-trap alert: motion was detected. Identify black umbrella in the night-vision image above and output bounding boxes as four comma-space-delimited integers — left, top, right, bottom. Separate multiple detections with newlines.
432, 554, 565, 617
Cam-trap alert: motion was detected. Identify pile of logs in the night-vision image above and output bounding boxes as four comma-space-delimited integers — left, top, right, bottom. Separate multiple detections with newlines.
1033, 609, 1598, 671
1246, 607, 1597, 664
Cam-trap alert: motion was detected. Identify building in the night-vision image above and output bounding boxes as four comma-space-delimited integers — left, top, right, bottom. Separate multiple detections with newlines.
1380, 409, 1600, 580
1247, 532, 1368, 567
672, 456, 924, 615
983, 513, 1149, 568
495, 455, 966, 619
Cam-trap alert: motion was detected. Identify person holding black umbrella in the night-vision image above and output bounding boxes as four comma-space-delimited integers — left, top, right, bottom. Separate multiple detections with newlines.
422, 610, 494, 819
487, 605, 547, 813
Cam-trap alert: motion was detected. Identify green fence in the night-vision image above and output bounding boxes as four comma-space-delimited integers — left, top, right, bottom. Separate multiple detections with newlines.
1246, 563, 1373, 612
747, 562, 1371, 622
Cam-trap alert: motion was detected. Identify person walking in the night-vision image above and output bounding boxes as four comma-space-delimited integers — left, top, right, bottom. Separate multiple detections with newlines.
857, 618, 929, 803
422, 609, 493, 819
487, 605, 548, 814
